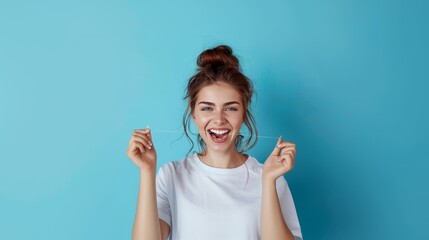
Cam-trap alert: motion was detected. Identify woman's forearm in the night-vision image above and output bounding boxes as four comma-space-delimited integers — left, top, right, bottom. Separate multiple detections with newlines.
132, 170, 161, 240
260, 179, 294, 240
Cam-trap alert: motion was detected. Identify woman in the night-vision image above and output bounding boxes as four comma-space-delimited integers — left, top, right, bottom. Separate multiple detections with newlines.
126, 45, 303, 240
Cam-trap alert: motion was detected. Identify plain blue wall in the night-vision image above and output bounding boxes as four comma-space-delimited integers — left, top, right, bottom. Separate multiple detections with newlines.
0, 0, 427, 239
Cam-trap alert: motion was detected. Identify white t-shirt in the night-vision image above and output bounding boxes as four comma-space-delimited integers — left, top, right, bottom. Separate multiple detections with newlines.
156, 153, 303, 240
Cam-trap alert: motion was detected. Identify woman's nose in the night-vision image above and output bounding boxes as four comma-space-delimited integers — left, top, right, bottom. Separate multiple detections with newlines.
213, 110, 226, 124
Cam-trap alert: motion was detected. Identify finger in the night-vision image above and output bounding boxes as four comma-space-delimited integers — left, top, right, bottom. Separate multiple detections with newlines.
146, 132, 153, 147
274, 142, 295, 155
275, 143, 295, 154
282, 151, 294, 160
133, 141, 145, 153
133, 135, 152, 149
278, 152, 295, 167
134, 128, 151, 135
133, 129, 146, 132
133, 131, 151, 142
133, 132, 153, 147
270, 136, 283, 156
136, 128, 153, 141
283, 151, 295, 162
137, 143, 145, 153
276, 141, 295, 148
280, 146, 296, 156
133, 138, 152, 150
146, 130, 153, 142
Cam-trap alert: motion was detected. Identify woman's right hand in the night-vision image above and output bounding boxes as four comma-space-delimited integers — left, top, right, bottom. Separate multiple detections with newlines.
126, 128, 157, 172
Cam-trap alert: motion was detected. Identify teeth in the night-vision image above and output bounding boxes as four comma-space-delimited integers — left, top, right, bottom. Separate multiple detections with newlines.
209, 129, 229, 135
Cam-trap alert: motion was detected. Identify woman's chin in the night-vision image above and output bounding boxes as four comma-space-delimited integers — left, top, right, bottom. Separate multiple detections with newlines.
205, 135, 237, 152
206, 146, 234, 155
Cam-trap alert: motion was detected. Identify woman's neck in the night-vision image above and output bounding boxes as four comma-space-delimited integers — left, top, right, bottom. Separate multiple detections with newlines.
198, 148, 246, 168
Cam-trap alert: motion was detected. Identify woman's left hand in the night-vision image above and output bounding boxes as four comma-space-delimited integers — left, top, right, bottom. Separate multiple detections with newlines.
262, 136, 296, 182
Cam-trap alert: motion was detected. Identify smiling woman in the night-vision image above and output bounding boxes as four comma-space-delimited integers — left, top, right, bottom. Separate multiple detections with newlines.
182, 45, 258, 157
126, 45, 303, 240
192, 82, 246, 160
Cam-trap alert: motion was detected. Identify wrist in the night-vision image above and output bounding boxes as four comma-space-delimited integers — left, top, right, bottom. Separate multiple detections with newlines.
262, 169, 277, 181
262, 174, 277, 186
140, 168, 156, 178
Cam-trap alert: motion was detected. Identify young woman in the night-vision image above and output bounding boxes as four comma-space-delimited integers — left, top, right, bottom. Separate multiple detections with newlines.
126, 45, 303, 240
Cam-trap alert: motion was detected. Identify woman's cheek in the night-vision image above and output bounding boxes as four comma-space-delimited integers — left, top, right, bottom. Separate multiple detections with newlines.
197, 116, 210, 131
232, 114, 244, 127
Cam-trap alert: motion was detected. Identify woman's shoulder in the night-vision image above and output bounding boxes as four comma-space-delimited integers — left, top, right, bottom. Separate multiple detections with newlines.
246, 154, 263, 165
157, 154, 196, 175
245, 154, 265, 173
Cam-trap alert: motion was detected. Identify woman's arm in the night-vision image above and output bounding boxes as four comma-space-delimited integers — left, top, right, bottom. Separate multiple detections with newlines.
160, 219, 171, 240
132, 170, 162, 240
126, 128, 168, 240
261, 136, 298, 240
260, 178, 294, 240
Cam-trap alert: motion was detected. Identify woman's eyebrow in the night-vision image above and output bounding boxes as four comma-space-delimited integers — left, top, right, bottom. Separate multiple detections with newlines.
198, 101, 215, 106
198, 101, 240, 106
224, 101, 240, 106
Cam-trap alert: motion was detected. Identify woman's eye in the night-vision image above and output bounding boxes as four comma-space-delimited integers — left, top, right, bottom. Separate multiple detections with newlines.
201, 107, 212, 111
225, 107, 237, 111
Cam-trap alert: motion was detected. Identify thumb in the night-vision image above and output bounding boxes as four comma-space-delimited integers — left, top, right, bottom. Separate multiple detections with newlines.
144, 126, 152, 139
147, 130, 153, 142
270, 136, 282, 156
143, 127, 154, 144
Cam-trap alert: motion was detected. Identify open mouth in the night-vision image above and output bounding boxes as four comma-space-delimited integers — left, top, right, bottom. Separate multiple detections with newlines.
207, 128, 231, 143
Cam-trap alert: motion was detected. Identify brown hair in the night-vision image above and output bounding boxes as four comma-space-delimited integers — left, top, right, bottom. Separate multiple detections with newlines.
182, 45, 258, 156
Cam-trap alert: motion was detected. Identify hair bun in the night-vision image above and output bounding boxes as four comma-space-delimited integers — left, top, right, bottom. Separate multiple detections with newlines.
197, 45, 240, 71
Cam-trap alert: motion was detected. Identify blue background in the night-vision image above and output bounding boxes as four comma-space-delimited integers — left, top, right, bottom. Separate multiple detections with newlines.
0, 0, 427, 239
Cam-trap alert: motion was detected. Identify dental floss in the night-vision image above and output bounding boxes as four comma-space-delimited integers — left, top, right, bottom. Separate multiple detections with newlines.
145, 128, 280, 139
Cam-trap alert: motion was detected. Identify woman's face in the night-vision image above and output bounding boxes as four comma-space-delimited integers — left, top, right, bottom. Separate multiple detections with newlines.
192, 82, 244, 153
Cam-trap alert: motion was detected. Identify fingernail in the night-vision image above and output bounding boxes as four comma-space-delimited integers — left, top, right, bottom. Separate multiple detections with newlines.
150, 142, 153, 146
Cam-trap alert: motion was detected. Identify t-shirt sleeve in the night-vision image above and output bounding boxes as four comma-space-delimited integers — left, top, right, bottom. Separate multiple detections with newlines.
276, 176, 303, 240
156, 164, 172, 227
